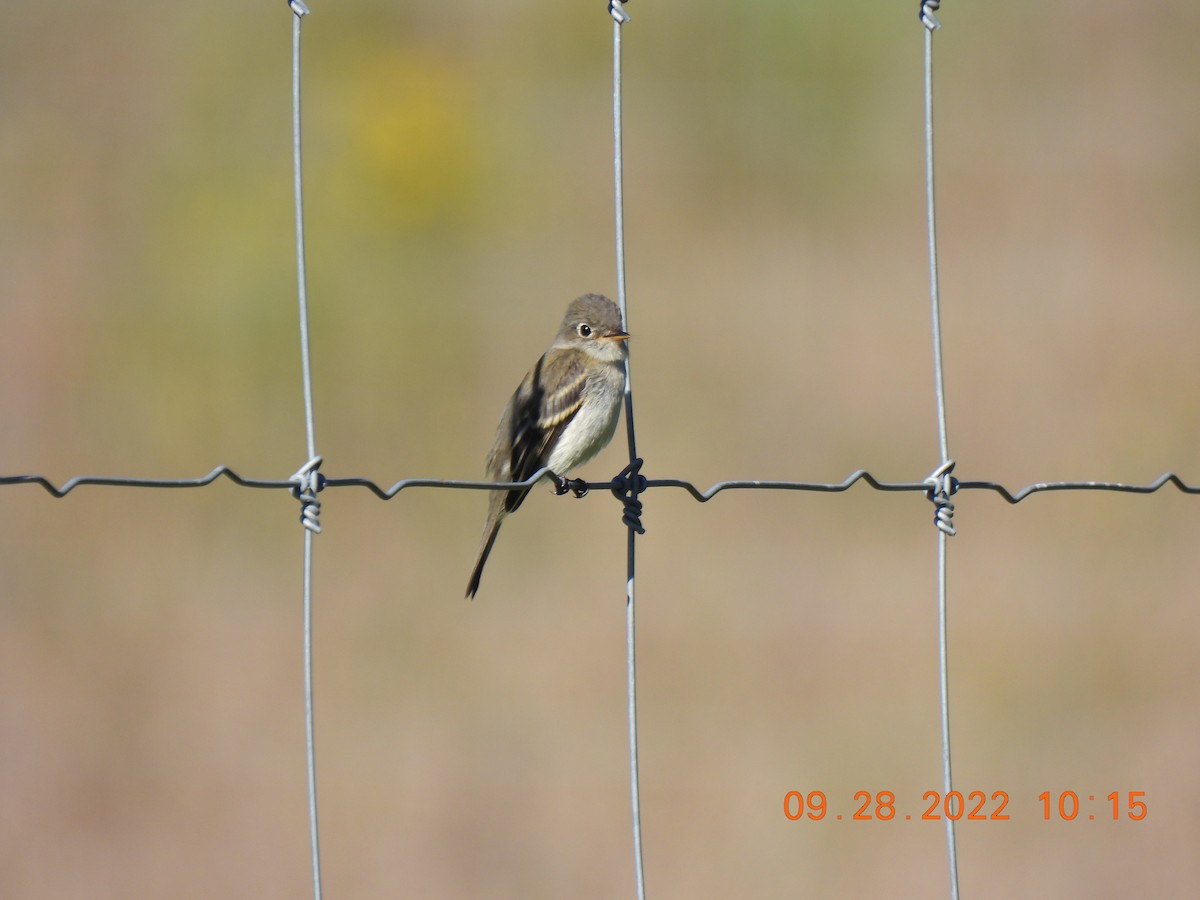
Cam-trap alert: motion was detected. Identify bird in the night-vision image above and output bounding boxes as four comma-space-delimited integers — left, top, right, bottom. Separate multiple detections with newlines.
466, 293, 629, 598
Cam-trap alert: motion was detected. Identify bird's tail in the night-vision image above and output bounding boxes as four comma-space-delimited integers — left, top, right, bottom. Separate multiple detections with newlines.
465, 514, 504, 599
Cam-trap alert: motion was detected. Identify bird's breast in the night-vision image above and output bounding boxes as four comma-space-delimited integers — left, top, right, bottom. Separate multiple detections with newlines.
545, 364, 626, 475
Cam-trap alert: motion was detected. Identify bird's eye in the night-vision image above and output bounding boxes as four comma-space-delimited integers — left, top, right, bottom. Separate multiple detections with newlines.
577, 323, 592, 337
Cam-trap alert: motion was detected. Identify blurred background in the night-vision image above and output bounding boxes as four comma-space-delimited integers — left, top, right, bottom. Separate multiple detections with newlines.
2, 1, 1199, 896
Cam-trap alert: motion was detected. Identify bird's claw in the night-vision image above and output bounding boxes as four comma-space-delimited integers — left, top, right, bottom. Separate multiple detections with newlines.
551, 475, 590, 498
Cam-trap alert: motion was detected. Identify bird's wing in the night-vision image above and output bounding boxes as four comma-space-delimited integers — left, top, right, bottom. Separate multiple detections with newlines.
505, 350, 587, 513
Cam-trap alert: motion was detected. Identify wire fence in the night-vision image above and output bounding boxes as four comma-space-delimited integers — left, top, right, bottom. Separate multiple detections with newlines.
2, 2, 1196, 898
6, 464, 1200, 505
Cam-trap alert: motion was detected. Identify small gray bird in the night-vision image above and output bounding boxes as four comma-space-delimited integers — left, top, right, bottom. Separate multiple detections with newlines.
466, 293, 629, 598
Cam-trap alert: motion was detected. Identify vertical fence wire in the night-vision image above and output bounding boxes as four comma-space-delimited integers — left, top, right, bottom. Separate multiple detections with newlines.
608, 3, 646, 898
301, 527, 322, 900
288, 3, 324, 899
919, 4, 960, 898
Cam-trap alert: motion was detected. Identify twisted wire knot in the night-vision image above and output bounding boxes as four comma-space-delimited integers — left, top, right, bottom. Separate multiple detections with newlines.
291, 456, 325, 534
288, 0, 311, 17
609, 1, 631, 25
919, 0, 941, 31
611, 458, 647, 534
925, 459, 957, 536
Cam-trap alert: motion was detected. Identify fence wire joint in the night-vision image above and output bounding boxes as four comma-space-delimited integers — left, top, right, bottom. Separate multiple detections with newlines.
925, 459, 957, 536
920, 0, 941, 31
611, 458, 647, 534
291, 456, 325, 533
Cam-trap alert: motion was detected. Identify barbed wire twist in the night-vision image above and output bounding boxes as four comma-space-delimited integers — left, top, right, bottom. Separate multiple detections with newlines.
920, 0, 942, 31
610, 459, 648, 534
925, 460, 957, 536
291, 456, 325, 534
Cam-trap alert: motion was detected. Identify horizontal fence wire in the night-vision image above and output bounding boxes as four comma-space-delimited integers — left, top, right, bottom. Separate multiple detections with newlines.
4, 468, 1199, 505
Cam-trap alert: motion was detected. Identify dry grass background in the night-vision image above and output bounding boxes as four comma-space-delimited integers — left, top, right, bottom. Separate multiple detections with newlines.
2, 1, 1199, 897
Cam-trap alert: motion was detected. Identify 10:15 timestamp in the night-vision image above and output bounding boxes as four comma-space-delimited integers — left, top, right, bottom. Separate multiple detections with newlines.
1039, 791, 1147, 821
783, 790, 1147, 822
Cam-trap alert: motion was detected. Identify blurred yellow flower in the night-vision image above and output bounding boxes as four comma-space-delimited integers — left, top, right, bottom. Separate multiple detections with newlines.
332, 51, 481, 230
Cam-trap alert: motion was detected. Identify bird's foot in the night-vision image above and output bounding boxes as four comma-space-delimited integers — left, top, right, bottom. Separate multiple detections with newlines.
552, 474, 590, 498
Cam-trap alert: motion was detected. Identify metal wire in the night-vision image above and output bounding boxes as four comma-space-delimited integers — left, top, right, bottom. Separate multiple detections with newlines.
608, 4, 647, 899
920, 4, 958, 897
6, 468, 1200, 503
288, 3, 323, 900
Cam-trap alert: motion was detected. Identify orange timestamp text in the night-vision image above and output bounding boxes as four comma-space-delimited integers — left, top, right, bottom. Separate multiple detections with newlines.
783, 790, 1147, 822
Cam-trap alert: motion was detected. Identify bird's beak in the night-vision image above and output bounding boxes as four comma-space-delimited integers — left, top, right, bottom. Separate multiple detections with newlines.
604, 329, 631, 342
